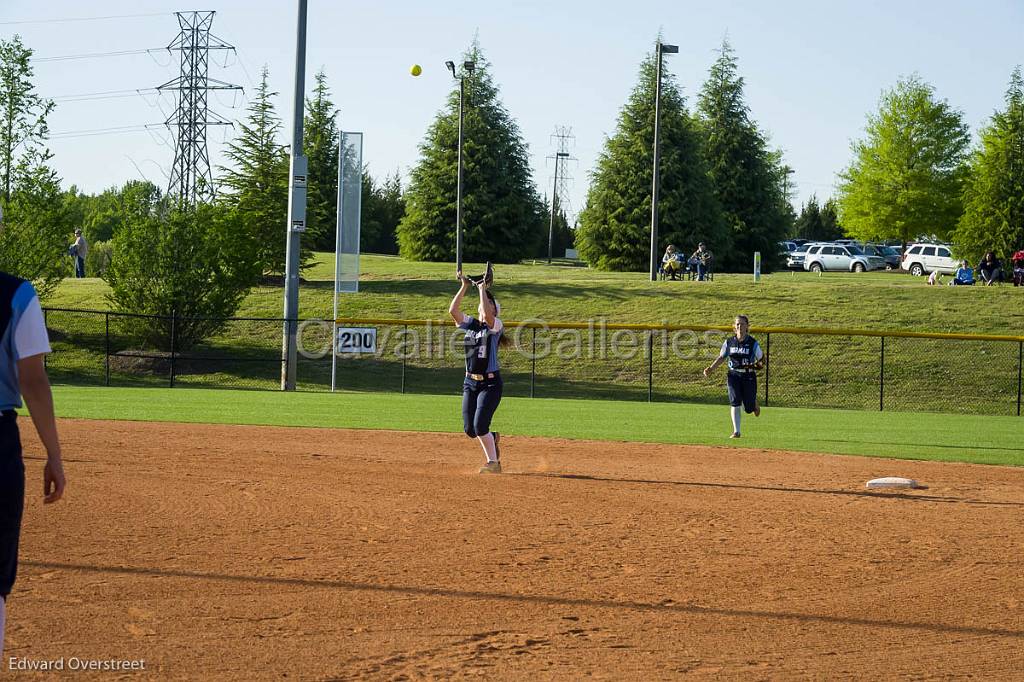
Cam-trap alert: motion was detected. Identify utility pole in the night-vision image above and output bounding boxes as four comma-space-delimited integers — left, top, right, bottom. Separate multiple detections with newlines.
650, 40, 678, 281
446, 60, 475, 275
547, 126, 576, 263
281, 0, 308, 390
157, 11, 241, 207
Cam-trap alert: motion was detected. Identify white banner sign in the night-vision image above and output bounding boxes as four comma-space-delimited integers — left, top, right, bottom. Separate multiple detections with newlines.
335, 327, 377, 354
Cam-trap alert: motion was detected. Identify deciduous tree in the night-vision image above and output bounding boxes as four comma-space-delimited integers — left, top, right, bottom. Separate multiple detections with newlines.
837, 75, 970, 245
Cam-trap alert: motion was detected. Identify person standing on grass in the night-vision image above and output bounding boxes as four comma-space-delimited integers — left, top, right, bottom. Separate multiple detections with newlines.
0, 270, 66, 655
703, 315, 764, 439
449, 270, 506, 474
71, 229, 88, 278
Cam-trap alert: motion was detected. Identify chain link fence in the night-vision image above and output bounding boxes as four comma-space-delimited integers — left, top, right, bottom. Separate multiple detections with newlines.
42, 309, 1024, 416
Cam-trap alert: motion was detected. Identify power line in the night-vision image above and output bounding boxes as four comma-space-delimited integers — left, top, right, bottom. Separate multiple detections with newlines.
0, 12, 169, 26
49, 88, 160, 103
35, 48, 163, 63
49, 124, 159, 140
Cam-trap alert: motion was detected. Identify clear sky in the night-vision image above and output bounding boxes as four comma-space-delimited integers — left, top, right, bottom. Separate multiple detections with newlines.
4, 0, 1022, 224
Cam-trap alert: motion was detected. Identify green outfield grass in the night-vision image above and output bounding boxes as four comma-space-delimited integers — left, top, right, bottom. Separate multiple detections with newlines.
42, 386, 1024, 467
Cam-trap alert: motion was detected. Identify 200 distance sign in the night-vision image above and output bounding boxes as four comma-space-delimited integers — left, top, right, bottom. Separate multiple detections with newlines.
335, 327, 377, 354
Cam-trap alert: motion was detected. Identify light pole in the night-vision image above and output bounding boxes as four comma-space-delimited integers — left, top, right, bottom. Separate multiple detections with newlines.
650, 40, 678, 281
446, 59, 475, 275
282, 0, 308, 390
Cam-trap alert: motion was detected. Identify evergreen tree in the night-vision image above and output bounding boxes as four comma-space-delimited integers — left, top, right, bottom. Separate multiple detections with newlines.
398, 42, 546, 263
820, 198, 844, 240
952, 67, 1024, 263
794, 196, 823, 240
794, 195, 844, 241
217, 66, 302, 276
576, 45, 725, 271
361, 167, 404, 255
697, 39, 791, 272
837, 75, 970, 245
304, 68, 340, 251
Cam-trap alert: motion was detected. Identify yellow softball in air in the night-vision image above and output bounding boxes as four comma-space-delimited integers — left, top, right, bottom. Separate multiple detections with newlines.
410, 64, 422, 77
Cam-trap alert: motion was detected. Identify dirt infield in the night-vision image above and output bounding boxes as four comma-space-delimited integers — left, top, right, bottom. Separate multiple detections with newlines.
6, 419, 1024, 680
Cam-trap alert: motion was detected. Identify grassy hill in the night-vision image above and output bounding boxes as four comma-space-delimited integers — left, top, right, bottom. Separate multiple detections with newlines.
46, 252, 1024, 335
40, 254, 1024, 416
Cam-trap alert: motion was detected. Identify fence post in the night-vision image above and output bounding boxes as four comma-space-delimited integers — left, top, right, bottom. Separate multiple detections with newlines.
169, 310, 177, 389
879, 336, 885, 411
1017, 341, 1022, 417
647, 330, 653, 403
104, 312, 110, 387
42, 309, 48, 370
401, 324, 407, 394
764, 332, 770, 406
531, 326, 536, 398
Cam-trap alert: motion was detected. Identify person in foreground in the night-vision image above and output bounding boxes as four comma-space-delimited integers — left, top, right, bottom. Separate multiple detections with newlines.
0, 270, 66, 655
703, 315, 764, 439
449, 270, 505, 474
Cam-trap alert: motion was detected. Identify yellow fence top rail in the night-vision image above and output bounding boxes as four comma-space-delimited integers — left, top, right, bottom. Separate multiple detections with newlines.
332, 317, 1024, 344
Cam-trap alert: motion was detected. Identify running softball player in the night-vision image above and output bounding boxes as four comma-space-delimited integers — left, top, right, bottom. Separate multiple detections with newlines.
703, 315, 764, 438
1, 270, 66, 654
449, 271, 506, 473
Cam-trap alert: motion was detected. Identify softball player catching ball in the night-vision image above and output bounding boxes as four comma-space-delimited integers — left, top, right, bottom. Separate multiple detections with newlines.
1, 270, 66, 654
449, 271, 506, 473
704, 315, 764, 438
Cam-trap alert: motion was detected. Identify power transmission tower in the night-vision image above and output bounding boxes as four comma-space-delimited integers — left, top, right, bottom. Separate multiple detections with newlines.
546, 126, 576, 263
157, 11, 241, 207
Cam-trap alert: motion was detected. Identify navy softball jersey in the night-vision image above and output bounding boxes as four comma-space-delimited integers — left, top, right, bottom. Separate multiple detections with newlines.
1, 272, 52, 597
459, 316, 503, 375
458, 316, 503, 438
720, 335, 763, 413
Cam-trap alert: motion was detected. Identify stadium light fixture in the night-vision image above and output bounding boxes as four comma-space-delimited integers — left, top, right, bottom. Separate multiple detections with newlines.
650, 41, 678, 281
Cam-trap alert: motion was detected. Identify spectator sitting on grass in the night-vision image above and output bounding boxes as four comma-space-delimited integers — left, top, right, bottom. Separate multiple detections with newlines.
977, 251, 1003, 286
950, 260, 975, 286
690, 242, 713, 281
661, 245, 684, 280
1013, 250, 1024, 287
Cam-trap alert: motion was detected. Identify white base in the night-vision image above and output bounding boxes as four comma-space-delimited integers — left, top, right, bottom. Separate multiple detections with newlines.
866, 476, 920, 489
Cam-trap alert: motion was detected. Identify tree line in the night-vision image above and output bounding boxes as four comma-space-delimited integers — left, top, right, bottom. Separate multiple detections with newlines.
836, 70, 1024, 265
2, 32, 1022, 348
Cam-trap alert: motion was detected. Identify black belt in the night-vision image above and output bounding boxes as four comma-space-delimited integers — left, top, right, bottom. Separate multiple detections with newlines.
729, 369, 756, 375
466, 372, 498, 381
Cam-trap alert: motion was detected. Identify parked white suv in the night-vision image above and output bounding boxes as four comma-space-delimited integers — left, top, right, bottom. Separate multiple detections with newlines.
900, 243, 958, 276
802, 243, 886, 272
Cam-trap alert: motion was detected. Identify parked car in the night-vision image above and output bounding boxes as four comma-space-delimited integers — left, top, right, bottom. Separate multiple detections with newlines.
865, 243, 901, 270
900, 243, 958, 276
786, 243, 809, 270
778, 240, 798, 255
803, 243, 886, 272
